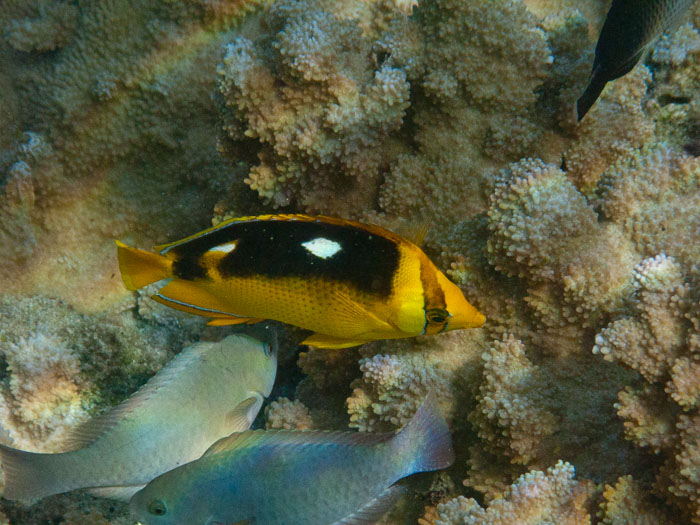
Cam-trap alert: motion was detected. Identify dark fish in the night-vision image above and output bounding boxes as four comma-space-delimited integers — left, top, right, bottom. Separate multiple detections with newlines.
577, 0, 697, 120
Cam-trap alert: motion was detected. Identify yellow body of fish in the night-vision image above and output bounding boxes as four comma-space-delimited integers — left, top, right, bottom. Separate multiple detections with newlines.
116, 214, 484, 348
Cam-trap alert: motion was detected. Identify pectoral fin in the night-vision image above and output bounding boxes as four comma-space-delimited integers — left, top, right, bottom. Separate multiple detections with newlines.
226, 395, 263, 431
325, 289, 393, 338
301, 333, 369, 349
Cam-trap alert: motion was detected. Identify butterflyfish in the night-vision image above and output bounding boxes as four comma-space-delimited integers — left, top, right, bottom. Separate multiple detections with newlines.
129, 393, 454, 525
577, 0, 697, 120
115, 214, 485, 349
0, 331, 277, 502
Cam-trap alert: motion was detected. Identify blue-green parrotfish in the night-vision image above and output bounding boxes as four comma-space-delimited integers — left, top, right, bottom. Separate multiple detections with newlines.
577, 0, 697, 120
0, 331, 278, 502
129, 393, 455, 525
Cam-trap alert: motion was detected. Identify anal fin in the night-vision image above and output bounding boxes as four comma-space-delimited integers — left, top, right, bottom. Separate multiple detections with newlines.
333, 485, 407, 524
89, 485, 143, 501
207, 317, 261, 327
152, 279, 245, 322
301, 333, 369, 349
207, 317, 262, 326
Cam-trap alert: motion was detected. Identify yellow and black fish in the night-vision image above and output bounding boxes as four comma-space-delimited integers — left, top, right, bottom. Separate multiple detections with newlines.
577, 0, 697, 121
116, 214, 485, 348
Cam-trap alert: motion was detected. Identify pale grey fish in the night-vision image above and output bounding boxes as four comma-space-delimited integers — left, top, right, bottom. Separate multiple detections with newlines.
0, 330, 278, 502
129, 392, 454, 525
577, 0, 697, 120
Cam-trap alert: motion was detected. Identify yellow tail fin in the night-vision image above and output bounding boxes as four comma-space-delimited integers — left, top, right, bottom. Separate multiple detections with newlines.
115, 240, 173, 291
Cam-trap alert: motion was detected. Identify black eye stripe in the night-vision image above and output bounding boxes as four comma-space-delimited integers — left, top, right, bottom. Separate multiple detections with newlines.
426, 308, 451, 324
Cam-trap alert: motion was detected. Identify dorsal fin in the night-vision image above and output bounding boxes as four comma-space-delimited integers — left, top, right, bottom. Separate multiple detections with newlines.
333, 485, 407, 524
202, 428, 395, 458
154, 214, 411, 255
396, 218, 430, 247
62, 341, 212, 450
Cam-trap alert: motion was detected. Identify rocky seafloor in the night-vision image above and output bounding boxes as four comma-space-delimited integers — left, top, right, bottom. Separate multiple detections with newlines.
1, 0, 699, 523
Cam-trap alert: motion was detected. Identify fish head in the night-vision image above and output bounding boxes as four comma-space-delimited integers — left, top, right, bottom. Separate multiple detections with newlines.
393, 262, 485, 337
217, 326, 279, 397
130, 471, 219, 525
129, 483, 180, 525
432, 270, 485, 333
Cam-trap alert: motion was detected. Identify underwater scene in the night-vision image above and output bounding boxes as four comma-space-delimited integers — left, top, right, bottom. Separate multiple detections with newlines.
1, 0, 700, 523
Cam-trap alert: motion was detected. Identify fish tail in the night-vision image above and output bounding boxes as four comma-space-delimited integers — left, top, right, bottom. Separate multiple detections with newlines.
393, 392, 455, 474
115, 240, 173, 290
576, 71, 608, 121
0, 444, 74, 501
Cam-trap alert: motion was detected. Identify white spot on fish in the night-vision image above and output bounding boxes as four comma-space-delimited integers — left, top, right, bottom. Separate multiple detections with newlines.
208, 241, 238, 254
302, 237, 341, 259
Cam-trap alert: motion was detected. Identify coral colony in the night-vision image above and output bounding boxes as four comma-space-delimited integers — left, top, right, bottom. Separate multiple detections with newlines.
1, 0, 700, 523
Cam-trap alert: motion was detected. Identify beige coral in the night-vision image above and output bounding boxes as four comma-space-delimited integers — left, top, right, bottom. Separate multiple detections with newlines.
217, 0, 412, 215
347, 329, 487, 433
424, 461, 593, 525
656, 413, 700, 524
593, 254, 690, 382
377, 0, 557, 242
0, 333, 89, 452
486, 158, 638, 328
563, 66, 655, 194
598, 144, 700, 266
592, 252, 700, 522
598, 475, 675, 525
615, 385, 678, 454
465, 333, 641, 497
0, 0, 266, 312
264, 397, 314, 430
3, 0, 78, 53
470, 335, 557, 465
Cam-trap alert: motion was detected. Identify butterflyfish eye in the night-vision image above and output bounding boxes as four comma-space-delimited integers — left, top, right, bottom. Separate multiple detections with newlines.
147, 499, 167, 516
426, 308, 450, 325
